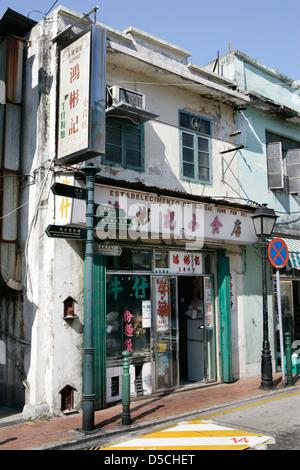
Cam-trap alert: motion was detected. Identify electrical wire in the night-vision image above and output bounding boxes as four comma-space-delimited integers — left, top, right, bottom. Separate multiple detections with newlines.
0, 199, 30, 220
27, 0, 59, 19
45, 0, 59, 17
24, 153, 56, 296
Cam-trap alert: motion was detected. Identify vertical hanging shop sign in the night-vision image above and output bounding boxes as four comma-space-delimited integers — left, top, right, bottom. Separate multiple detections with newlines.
56, 24, 106, 164
156, 277, 171, 331
204, 276, 214, 329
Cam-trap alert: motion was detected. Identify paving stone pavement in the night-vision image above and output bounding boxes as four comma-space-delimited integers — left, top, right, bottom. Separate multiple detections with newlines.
0, 373, 298, 450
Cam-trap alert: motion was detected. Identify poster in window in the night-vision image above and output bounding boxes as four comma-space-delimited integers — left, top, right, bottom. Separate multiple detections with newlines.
204, 276, 214, 329
142, 300, 151, 328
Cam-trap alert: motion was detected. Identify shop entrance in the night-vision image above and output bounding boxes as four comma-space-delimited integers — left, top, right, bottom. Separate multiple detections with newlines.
152, 274, 216, 392
274, 279, 300, 371
178, 276, 205, 383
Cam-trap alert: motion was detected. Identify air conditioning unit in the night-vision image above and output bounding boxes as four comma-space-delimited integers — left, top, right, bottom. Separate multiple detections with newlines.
106, 85, 159, 123
108, 85, 146, 109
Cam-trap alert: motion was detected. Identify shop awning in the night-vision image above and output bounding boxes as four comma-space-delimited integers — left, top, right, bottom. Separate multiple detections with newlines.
270, 237, 300, 270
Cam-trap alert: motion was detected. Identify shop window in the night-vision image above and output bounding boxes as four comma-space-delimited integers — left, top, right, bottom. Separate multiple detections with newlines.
106, 274, 151, 359
132, 250, 152, 270
106, 248, 152, 271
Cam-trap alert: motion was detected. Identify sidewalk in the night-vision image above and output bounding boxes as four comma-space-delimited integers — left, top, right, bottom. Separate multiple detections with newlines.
1, 373, 299, 450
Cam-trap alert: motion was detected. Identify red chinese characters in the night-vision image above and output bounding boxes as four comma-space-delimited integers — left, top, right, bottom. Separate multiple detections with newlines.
210, 216, 223, 235
123, 310, 134, 353
156, 278, 171, 331
69, 89, 80, 110
172, 254, 179, 265
194, 255, 201, 266
70, 63, 80, 83
183, 255, 190, 266
157, 300, 171, 318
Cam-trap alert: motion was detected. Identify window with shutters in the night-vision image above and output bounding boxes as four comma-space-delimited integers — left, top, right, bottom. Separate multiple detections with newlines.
179, 111, 212, 183
104, 118, 144, 171
266, 131, 300, 194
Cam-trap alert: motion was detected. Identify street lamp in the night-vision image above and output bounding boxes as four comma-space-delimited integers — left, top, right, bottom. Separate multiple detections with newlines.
252, 204, 278, 390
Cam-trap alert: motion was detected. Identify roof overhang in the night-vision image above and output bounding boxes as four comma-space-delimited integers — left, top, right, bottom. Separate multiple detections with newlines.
0, 8, 36, 38
244, 90, 300, 125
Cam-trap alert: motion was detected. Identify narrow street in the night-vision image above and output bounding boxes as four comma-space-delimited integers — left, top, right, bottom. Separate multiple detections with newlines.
210, 389, 300, 450
84, 389, 300, 451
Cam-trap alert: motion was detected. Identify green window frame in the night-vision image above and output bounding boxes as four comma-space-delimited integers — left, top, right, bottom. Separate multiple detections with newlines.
104, 118, 144, 171
179, 110, 212, 183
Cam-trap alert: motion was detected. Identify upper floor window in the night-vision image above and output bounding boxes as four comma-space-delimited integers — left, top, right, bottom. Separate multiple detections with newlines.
179, 111, 212, 183
266, 131, 300, 194
104, 118, 144, 171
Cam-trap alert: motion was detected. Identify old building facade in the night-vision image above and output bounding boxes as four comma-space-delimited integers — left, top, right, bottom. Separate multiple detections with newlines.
1, 6, 298, 418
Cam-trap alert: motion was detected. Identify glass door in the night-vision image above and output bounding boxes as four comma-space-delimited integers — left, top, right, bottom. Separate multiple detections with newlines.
152, 276, 179, 391
203, 276, 216, 382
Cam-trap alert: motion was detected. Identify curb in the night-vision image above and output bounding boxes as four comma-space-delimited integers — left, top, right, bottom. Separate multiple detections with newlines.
31, 383, 300, 450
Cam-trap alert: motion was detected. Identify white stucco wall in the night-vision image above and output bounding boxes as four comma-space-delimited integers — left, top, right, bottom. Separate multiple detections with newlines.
2, 7, 263, 416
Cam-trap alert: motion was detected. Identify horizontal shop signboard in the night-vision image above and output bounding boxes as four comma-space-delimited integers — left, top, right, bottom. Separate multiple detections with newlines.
64, 182, 257, 245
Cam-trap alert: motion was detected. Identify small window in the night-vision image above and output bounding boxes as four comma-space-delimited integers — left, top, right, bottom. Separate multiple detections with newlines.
181, 131, 211, 182
266, 131, 300, 194
180, 110, 211, 135
179, 111, 212, 184
155, 249, 169, 269
107, 248, 152, 271
104, 118, 144, 171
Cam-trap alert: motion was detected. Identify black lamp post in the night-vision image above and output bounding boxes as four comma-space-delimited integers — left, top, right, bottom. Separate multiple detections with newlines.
252, 204, 278, 390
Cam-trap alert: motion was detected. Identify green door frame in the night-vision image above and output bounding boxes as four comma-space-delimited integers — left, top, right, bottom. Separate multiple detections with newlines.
93, 254, 107, 409
217, 250, 233, 383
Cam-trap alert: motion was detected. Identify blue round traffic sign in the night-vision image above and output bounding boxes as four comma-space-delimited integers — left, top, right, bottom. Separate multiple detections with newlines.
268, 238, 289, 269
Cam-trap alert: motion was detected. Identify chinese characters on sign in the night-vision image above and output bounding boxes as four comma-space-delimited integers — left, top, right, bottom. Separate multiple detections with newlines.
210, 216, 223, 234
169, 251, 203, 274
57, 31, 91, 161
55, 174, 76, 225
156, 277, 171, 332
57, 25, 106, 164
142, 301, 151, 328
204, 277, 214, 329
123, 309, 134, 353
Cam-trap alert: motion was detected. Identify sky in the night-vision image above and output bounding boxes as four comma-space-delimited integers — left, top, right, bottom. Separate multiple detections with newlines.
0, 0, 300, 81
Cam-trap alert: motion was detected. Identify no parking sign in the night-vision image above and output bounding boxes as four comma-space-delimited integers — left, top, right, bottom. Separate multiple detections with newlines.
268, 238, 289, 269
268, 237, 289, 386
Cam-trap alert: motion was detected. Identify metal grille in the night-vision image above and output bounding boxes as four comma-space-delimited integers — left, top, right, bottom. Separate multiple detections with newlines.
111, 376, 119, 397
135, 365, 143, 397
